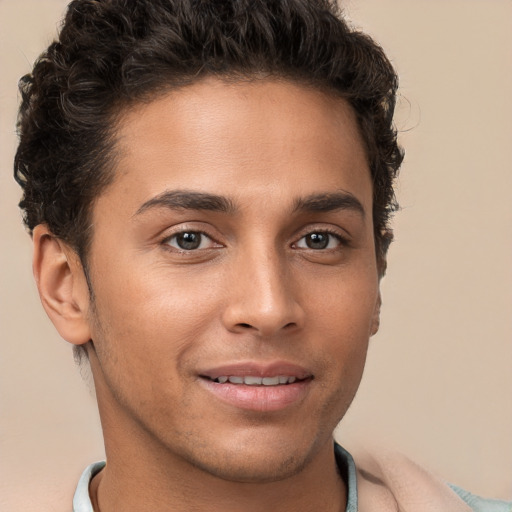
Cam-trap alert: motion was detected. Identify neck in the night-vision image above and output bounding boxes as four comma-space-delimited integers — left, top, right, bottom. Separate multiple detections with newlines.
92, 441, 346, 512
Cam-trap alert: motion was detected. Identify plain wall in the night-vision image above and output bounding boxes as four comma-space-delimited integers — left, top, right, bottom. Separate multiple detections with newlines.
1, 0, 511, 509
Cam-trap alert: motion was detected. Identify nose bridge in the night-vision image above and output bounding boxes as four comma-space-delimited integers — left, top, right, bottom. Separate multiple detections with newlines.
223, 240, 303, 336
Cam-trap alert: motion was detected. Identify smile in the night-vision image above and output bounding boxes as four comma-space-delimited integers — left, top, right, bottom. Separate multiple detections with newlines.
198, 362, 313, 412
210, 376, 299, 385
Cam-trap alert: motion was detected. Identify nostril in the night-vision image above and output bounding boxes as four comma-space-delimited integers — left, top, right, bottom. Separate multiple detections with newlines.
236, 321, 297, 331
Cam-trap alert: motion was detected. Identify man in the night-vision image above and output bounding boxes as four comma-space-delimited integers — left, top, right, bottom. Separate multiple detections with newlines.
13, 0, 511, 510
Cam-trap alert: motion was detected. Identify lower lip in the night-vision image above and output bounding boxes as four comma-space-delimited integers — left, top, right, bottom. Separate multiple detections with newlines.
199, 378, 311, 412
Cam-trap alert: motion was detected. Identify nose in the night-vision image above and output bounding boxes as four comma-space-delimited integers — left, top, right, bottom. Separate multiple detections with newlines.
221, 246, 305, 337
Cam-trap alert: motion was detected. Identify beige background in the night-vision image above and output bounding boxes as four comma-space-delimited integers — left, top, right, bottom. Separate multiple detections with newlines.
1, 0, 511, 509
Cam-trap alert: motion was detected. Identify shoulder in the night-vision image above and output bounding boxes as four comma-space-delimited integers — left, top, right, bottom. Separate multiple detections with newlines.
350, 447, 511, 512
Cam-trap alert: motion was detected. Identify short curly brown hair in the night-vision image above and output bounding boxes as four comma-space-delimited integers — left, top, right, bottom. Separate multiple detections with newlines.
15, 0, 403, 275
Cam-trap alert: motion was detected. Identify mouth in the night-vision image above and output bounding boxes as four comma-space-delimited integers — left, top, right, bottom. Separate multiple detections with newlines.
205, 375, 302, 386
198, 362, 313, 412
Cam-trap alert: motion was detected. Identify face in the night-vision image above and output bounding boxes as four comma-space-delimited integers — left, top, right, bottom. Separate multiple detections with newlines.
83, 78, 380, 482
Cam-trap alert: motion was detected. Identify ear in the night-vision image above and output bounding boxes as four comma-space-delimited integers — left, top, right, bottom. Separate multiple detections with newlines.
32, 225, 92, 345
370, 291, 382, 337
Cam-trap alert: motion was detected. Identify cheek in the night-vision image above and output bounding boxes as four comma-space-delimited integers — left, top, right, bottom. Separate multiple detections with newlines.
305, 270, 377, 383
88, 260, 222, 377
306, 268, 379, 335
317, 311, 371, 422
94, 252, 216, 321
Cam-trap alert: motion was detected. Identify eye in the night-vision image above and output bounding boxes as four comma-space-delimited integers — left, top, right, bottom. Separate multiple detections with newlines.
295, 231, 342, 250
164, 231, 217, 251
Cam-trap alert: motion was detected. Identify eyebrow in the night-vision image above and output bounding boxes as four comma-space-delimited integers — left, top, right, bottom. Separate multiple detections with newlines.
134, 189, 365, 219
292, 191, 366, 218
135, 190, 236, 216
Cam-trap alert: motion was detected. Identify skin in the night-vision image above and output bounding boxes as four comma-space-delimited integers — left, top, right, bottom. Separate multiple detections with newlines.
33, 78, 381, 511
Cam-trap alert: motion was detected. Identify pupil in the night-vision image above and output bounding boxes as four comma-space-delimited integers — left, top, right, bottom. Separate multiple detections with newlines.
177, 232, 201, 250
307, 233, 328, 249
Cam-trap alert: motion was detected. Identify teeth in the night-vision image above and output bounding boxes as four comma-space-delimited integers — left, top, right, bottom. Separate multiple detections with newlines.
213, 375, 298, 385
262, 376, 280, 386
244, 376, 263, 386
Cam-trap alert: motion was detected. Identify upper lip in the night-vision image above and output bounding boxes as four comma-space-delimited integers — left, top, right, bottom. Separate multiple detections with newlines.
199, 361, 312, 380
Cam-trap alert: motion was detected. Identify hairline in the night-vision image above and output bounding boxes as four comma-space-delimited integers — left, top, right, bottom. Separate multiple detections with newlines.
77, 72, 375, 268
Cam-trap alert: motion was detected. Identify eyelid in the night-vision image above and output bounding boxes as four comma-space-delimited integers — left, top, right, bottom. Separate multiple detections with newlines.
292, 226, 350, 247
160, 225, 224, 251
295, 232, 342, 250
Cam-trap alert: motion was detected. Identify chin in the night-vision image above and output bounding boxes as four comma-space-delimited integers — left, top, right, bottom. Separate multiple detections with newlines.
192, 449, 311, 484
177, 428, 324, 484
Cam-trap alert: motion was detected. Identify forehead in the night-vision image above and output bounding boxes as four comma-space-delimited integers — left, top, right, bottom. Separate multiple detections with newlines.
103, 78, 371, 215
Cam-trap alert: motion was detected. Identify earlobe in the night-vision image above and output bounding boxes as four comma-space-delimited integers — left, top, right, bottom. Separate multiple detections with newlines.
32, 225, 92, 345
370, 292, 382, 336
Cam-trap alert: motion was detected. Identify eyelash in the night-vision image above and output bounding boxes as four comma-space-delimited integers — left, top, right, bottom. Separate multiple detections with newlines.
161, 227, 348, 253
161, 230, 219, 252
294, 228, 348, 251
